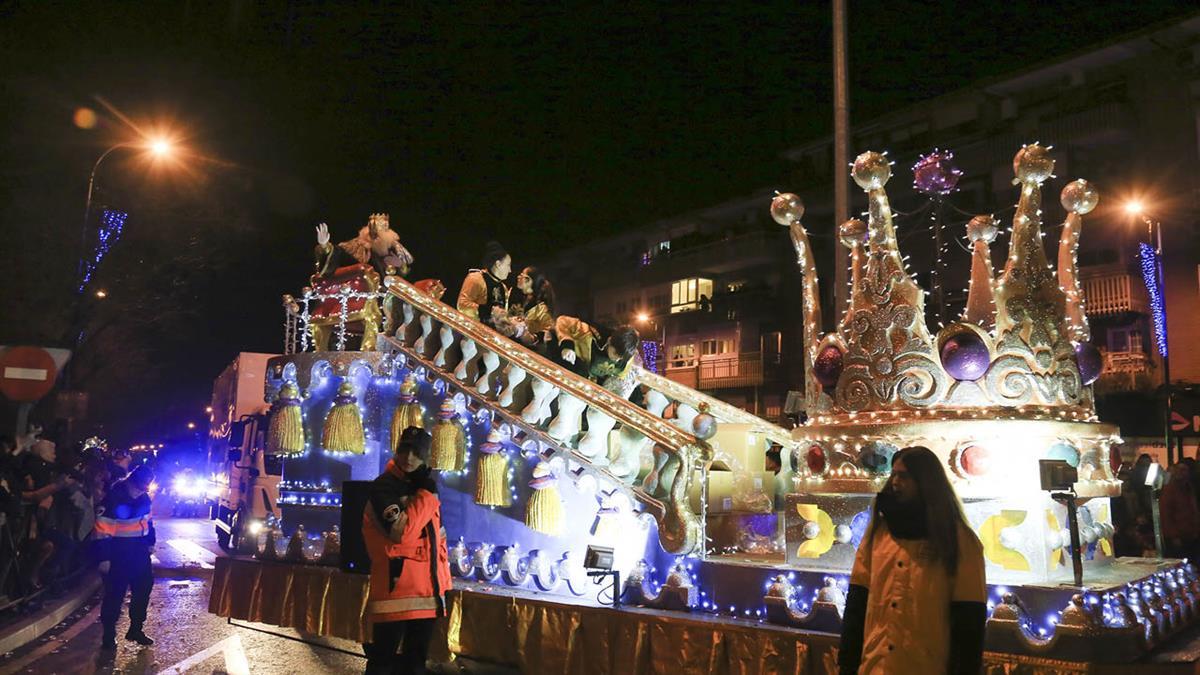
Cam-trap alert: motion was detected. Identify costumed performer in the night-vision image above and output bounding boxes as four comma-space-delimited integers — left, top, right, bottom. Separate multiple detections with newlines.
512, 266, 557, 347
554, 319, 643, 402
314, 214, 414, 279
456, 240, 512, 327
362, 427, 451, 675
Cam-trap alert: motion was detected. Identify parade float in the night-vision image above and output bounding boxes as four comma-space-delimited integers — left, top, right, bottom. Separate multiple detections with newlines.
209, 148, 1200, 672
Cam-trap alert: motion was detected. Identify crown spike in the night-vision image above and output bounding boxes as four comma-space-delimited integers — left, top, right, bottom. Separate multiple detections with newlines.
771, 194, 825, 411
963, 215, 999, 330
1057, 179, 1099, 343
838, 218, 868, 333
830, 152, 943, 412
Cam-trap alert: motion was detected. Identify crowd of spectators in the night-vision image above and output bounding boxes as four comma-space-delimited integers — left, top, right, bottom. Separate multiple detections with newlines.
0, 428, 135, 609
1113, 453, 1200, 560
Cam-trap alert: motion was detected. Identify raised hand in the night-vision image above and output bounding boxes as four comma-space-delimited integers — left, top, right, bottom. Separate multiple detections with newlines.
315, 222, 331, 247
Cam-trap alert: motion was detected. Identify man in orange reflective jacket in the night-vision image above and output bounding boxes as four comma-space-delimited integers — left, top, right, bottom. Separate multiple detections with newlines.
362, 427, 451, 675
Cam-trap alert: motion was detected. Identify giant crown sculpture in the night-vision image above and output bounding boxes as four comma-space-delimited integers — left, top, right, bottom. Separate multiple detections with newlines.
772, 144, 1119, 501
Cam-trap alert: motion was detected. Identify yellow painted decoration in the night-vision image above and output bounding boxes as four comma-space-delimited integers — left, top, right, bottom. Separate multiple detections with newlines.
1096, 504, 1113, 557
979, 510, 1030, 572
795, 503, 836, 559
1045, 511, 1063, 569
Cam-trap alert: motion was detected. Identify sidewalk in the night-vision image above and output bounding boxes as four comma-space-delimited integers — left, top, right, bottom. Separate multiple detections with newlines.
0, 573, 101, 656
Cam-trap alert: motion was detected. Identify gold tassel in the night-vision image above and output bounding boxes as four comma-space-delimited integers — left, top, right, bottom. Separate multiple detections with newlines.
430, 398, 466, 471
390, 375, 424, 452
268, 383, 306, 456
474, 430, 511, 506
525, 461, 563, 535
322, 382, 365, 454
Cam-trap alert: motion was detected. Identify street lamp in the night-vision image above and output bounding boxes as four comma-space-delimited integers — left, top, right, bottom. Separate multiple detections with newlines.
1124, 198, 1172, 463
77, 136, 177, 291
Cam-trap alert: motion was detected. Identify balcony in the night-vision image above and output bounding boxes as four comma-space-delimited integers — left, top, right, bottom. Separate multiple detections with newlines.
1096, 350, 1154, 394
1081, 269, 1148, 316
1103, 350, 1150, 375
666, 352, 767, 390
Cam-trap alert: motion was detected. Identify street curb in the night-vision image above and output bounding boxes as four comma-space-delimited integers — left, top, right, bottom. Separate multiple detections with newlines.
0, 574, 102, 655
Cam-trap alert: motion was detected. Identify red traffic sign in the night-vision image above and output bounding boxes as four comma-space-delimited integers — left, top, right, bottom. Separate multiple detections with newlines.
0, 346, 68, 403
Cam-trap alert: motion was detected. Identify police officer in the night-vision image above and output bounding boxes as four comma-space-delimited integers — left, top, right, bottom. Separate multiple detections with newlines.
95, 464, 156, 650
362, 427, 451, 675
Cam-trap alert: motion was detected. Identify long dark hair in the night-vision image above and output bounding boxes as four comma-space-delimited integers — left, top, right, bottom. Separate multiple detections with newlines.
520, 266, 556, 314
868, 446, 970, 574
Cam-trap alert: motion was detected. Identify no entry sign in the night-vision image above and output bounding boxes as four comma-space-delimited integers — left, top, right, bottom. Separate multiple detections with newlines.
0, 346, 70, 403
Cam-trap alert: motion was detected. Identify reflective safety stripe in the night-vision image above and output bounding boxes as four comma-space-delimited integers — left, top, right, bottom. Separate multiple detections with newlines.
94, 515, 152, 538
366, 596, 440, 614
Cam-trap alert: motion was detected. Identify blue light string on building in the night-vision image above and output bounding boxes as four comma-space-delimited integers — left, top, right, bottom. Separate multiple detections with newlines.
1138, 242, 1168, 358
78, 208, 127, 292
639, 339, 659, 373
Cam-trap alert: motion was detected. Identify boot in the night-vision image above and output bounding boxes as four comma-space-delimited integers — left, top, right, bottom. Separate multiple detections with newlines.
125, 623, 154, 646
100, 625, 117, 650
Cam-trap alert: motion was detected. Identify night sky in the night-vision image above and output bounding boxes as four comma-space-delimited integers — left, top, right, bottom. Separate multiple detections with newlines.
1, 1, 1194, 444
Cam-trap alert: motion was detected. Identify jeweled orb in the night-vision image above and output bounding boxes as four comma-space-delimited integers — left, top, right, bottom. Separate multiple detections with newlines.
1013, 143, 1054, 184
859, 441, 898, 474
838, 218, 868, 249
852, 151, 891, 190
939, 330, 991, 381
813, 344, 845, 389
1074, 342, 1103, 386
960, 444, 993, 477
1046, 442, 1080, 468
912, 149, 963, 196
692, 412, 718, 441
806, 445, 827, 474
770, 193, 805, 226
966, 215, 999, 243
834, 524, 853, 544
1061, 179, 1099, 215
802, 520, 821, 540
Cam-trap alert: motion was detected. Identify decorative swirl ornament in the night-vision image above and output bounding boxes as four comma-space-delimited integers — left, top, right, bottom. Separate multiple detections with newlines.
657, 442, 713, 555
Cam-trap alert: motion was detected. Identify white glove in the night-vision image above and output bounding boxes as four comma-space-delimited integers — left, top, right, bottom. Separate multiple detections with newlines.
316, 222, 331, 247
98, 560, 110, 574
561, 349, 577, 365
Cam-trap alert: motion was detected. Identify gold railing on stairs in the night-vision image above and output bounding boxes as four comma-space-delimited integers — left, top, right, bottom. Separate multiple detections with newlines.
382, 276, 716, 554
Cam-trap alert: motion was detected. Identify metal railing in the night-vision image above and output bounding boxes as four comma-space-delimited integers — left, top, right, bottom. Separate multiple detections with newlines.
665, 352, 765, 389
282, 287, 388, 354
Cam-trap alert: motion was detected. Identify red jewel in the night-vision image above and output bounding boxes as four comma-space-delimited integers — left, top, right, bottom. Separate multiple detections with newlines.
806, 445, 827, 474
961, 445, 992, 476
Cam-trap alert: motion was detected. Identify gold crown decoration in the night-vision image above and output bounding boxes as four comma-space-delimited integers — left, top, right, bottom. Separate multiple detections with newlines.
774, 144, 1105, 425
367, 212, 390, 235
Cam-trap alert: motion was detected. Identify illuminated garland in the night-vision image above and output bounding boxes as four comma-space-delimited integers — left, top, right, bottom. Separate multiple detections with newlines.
1138, 242, 1167, 358
78, 208, 127, 292
640, 339, 660, 374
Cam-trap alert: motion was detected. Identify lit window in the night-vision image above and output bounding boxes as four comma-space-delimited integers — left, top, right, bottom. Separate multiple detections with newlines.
670, 278, 713, 313
669, 344, 697, 368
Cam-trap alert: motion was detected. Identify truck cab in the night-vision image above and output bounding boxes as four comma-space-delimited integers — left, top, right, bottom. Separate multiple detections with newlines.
210, 413, 283, 551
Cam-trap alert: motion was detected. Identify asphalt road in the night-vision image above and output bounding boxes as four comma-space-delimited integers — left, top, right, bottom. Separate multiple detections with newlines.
0, 516, 367, 675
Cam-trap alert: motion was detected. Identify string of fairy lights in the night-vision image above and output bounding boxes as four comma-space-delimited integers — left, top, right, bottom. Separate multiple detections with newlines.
78, 208, 127, 293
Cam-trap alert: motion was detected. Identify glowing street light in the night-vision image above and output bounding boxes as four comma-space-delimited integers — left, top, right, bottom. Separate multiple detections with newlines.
1124, 199, 1144, 217
187, 422, 196, 430
95, 289, 107, 299
149, 138, 174, 158
635, 312, 650, 324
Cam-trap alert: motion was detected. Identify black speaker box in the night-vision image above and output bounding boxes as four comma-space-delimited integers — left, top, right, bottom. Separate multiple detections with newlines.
340, 480, 372, 574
